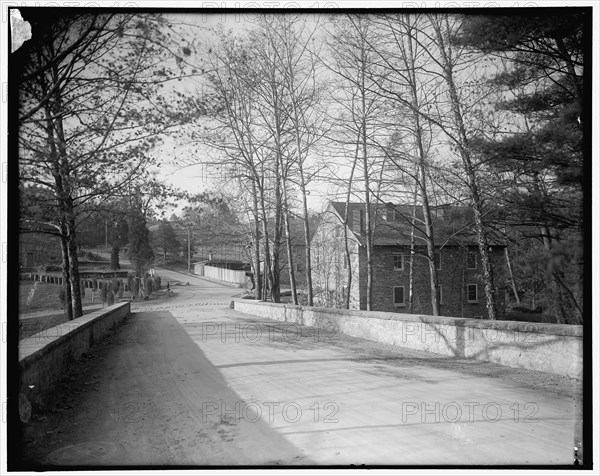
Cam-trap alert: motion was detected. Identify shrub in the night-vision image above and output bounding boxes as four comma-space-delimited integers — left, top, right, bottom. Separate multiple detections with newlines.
100, 283, 108, 304
144, 277, 153, 296
85, 251, 103, 261
58, 287, 67, 307
132, 278, 140, 299
110, 246, 120, 271
107, 285, 115, 306
38, 264, 61, 273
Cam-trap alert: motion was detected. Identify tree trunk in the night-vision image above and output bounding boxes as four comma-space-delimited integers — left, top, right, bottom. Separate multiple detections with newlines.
275, 119, 298, 305
258, 184, 275, 302
360, 56, 373, 311
251, 181, 263, 300
42, 76, 77, 319
408, 187, 418, 314
52, 76, 84, 318
552, 270, 583, 323
343, 228, 353, 310
343, 147, 360, 310
298, 164, 314, 307
59, 232, 73, 321
541, 225, 567, 324
271, 165, 282, 305
405, 24, 440, 316
504, 246, 521, 305
66, 211, 83, 318
431, 16, 497, 320
282, 200, 298, 305
414, 118, 440, 316
290, 99, 314, 306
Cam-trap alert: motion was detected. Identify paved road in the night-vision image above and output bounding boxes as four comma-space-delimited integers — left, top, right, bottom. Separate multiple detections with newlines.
20, 269, 581, 466
152, 267, 237, 289
127, 267, 240, 313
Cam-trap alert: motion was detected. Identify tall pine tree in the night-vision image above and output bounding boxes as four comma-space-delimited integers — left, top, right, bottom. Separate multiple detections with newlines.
456, 12, 587, 322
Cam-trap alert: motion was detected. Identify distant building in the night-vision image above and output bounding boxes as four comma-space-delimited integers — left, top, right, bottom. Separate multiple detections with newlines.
19, 232, 62, 270
311, 201, 506, 318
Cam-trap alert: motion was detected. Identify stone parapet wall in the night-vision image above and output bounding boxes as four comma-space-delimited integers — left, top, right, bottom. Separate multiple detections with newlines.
233, 300, 582, 378
19, 302, 131, 409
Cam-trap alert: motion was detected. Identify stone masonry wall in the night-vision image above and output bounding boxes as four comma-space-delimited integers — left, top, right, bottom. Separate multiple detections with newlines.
371, 245, 506, 319
233, 300, 582, 378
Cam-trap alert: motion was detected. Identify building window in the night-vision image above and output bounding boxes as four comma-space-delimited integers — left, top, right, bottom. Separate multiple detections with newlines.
392, 254, 404, 271
384, 206, 391, 222
467, 284, 478, 303
393, 286, 406, 307
385, 204, 401, 222
467, 249, 477, 269
434, 207, 449, 221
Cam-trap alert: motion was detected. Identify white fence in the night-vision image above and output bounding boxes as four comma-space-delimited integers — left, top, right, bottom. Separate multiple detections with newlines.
193, 263, 248, 286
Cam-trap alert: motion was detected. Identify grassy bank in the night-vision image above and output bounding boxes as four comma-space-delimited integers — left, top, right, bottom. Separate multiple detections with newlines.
19, 282, 97, 314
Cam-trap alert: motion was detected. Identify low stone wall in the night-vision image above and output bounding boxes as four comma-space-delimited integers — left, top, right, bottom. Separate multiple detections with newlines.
19, 302, 131, 409
20, 273, 131, 292
233, 300, 582, 378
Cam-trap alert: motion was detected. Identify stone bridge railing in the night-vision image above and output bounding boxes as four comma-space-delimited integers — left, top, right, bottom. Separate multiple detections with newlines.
19, 302, 131, 410
233, 300, 582, 378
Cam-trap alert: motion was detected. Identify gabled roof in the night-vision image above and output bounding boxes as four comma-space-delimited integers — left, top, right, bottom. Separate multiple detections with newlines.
327, 201, 490, 248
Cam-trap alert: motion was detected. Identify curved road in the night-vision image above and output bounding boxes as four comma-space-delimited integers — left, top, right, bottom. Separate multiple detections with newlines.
19, 267, 582, 467
131, 267, 240, 310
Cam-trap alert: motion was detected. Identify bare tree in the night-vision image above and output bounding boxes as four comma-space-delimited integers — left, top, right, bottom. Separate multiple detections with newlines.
205, 31, 268, 300
428, 14, 499, 319
325, 15, 390, 311
18, 12, 190, 318
369, 13, 442, 315
270, 15, 327, 307
354, 13, 501, 319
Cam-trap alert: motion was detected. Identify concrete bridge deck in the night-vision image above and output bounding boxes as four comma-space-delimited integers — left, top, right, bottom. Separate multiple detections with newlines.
19, 268, 582, 467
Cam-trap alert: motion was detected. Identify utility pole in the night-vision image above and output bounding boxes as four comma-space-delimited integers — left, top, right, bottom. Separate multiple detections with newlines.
187, 226, 191, 273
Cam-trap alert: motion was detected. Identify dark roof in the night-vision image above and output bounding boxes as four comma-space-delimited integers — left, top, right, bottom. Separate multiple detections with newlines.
327, 201, 497, 248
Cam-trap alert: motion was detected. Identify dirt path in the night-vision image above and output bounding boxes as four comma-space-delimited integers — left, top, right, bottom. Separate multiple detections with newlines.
20, 307, 306, 466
